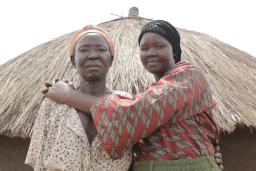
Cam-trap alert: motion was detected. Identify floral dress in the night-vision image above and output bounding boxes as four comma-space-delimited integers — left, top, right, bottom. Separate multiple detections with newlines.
25, 96, 132, 171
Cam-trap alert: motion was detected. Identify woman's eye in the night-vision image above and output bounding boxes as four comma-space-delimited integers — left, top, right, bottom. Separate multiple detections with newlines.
140, 47, 148, 51
156, 45, 164, 49
80, 48, 88, 52
98, 48, 107, 52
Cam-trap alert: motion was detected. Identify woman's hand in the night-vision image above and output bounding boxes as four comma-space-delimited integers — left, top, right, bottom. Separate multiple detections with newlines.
42, 80, 74, 104
214, 140, 224, 170
214, 152, 224, 170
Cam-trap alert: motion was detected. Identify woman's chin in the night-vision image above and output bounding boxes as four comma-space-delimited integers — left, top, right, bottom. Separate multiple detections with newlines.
146, 66, 160, 74
82, 74, 102, 82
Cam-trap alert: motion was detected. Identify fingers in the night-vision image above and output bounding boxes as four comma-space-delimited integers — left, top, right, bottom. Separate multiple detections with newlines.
42, 79, 73, 95
44, 81, 52, 88
138, 139, 145, 145
214, 152, 222, 158
215, 158, 222, 163
42, 80, 52, 94
214, 152, 224, 170
55, 79, 60, 83
69, 82, 75, 90
42, 80, 55, 94
42, 81, 50, 94
41, 88, 48, 94
43, 79, 61, 89
137, 139, 148, 148
46, 79, 71, 85
214, 145, 220, 152
218, 163, 224, 170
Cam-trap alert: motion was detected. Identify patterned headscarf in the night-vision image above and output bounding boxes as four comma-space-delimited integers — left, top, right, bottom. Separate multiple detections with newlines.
138, 20, 182, 63
70, 25, 114, 61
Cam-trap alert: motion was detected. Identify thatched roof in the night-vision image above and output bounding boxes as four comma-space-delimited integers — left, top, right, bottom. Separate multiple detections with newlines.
0, 17, 256, 138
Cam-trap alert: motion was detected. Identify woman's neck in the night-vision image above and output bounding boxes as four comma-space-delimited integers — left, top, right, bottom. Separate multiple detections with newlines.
154, 64, 175, 81
154, 71, 167, 82
78, 79, 107, 97
154, 74, 162, 82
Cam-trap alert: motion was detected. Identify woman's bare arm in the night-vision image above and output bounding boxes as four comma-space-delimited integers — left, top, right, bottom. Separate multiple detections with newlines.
43, 80, 97, 113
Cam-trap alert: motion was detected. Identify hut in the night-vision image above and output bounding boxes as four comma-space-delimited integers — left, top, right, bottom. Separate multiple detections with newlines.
0, 7, 256, 171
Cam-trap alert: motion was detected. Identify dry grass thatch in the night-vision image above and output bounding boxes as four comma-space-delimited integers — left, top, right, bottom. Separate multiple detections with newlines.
0, 17, 256, 138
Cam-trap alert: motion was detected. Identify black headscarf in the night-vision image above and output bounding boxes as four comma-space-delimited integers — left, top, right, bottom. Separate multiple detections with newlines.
138, 20, 182, 63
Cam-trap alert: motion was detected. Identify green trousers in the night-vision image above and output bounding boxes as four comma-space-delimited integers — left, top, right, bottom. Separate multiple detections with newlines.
133, 156, 221, 171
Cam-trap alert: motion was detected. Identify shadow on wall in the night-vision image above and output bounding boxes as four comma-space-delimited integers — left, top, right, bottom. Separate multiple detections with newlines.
0, 135, 32, 171
220, 127, 256, 171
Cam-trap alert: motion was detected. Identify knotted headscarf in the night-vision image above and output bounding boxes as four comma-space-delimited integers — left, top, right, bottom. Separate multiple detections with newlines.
70, 25, 114, 61
138, 20, 182, 63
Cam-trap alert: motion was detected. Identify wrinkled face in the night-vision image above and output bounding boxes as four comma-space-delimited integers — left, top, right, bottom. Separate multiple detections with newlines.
74, 33, 112, 82
139, 32, 175, 77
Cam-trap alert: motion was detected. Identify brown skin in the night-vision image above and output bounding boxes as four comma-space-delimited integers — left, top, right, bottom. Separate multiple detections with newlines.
74, 33, 112, 83
139, 32, 175, 81
43, 32, 223, 169
45, 32, 112, 145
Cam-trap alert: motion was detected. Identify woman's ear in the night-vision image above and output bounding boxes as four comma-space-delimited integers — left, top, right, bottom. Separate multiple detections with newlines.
71, 56, 76, 67
110, 55, 114, 66
173, 53, 177, 62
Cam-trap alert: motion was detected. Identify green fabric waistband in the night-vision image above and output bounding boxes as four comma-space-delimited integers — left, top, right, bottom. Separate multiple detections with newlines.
133, 156, 221, 171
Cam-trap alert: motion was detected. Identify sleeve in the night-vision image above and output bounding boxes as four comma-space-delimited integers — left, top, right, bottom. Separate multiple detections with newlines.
91, 62, 216, 159
25, 98, 54, 170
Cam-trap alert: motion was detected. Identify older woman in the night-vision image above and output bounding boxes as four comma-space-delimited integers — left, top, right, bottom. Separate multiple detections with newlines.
43, 20, 223, 171
25, 25, 132, 171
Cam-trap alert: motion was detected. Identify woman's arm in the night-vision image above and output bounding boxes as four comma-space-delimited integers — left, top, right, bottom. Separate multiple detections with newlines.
91, 62, 216, 159
43, 81, 97, 113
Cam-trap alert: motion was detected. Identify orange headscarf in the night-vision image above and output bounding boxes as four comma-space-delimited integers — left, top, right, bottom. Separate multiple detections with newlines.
70, 25, 114, 60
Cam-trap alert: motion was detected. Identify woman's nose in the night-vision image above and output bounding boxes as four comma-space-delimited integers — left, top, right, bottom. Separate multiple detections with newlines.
146, 48, 157, 57
88, 51, 100, 60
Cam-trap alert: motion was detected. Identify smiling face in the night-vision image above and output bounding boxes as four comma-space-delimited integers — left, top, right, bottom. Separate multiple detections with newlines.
74, 33, 112, 82
139, 32, 175, 79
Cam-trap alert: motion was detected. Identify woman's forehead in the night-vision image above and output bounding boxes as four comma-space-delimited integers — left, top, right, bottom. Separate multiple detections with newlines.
140, 32, 169, 44
77, 33, 109, 46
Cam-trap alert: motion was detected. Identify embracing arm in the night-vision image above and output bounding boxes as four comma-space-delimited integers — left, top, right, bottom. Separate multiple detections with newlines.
91, 62, 216, 159
44, 81, 97, 113
63, 89, 97, 113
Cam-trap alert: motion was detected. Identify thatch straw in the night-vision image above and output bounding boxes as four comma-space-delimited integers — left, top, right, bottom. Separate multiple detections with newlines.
0, 17, 255, 138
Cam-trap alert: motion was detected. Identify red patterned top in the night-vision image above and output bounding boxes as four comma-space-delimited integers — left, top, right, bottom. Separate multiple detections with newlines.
91, 61, 219, 160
